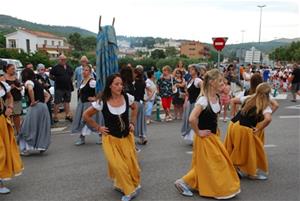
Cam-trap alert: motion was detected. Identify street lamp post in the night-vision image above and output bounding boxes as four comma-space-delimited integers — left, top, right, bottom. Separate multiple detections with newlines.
258, 5, 266, 44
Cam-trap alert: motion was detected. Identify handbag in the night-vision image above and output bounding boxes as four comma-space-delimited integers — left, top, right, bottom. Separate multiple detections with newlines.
171, 76, 178, 94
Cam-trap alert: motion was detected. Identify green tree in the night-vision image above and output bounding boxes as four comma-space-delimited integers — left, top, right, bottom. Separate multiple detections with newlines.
142, 37, 155, 49
165, 47, 178, 58
0, 32, 5, 48
82, 36, 96, 51
150, 49, 166, 59
68, 32, 82, 51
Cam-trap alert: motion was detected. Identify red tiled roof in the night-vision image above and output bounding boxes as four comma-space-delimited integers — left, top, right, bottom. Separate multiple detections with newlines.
21, 29, 65, 40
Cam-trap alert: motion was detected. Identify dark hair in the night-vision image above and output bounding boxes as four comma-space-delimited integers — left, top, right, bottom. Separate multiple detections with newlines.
97, 73, 124, 102
134, 68, 143, 80
3, 63, 14, 73
175, 70, 183, 78
21, 68, 35, 83
147, 71, 154, 78
120, 66, 133, 85
249, 74, 263, 95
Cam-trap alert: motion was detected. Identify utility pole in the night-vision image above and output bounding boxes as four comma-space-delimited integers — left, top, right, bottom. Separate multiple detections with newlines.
257, 5, 266, 44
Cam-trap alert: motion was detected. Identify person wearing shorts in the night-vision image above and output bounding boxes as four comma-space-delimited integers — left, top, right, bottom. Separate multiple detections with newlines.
50, 55, 74, 122
157, 65, 173, 121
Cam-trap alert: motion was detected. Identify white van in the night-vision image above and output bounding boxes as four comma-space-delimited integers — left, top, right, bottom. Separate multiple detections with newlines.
0, 58, 24, 79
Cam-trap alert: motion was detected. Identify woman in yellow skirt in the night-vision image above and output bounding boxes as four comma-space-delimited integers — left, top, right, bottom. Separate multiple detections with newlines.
0, 72, 23, 194
225, 83, 278, 180
83, 74, 140, 201
175, 69, 240, 199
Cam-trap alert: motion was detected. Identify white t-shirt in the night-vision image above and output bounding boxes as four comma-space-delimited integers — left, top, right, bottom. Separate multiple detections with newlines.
92, 93, 134, 115
187, 77, 202, 89
240, 95, 272, 114
0, 81, 11, 98
79, 79, 96, 89
195, 96, 220, 113
145, 79, 157, 101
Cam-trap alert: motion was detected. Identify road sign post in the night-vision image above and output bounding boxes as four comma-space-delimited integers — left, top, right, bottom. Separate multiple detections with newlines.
212, 37, 228, 68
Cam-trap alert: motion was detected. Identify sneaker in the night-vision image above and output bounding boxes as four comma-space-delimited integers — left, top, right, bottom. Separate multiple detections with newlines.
214, 189, 241, 200
174, 179, 193, 197
75, 137, 85, 146
114, 186, 124, 194
0, 187, 10, 194
135, 147, 141, 153
236, 168, 247, 178
121, 191, 137, 201
20, 150, 30, 156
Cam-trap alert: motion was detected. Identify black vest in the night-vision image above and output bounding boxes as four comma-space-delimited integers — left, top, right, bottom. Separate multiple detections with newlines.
25, 80, 45, 105
187, 79, 201, 104
197, 99, 219, 134
238, 107, 264, 128
79, 79, 96, 103
102, 95, 130, 138
6, 79, 22, 101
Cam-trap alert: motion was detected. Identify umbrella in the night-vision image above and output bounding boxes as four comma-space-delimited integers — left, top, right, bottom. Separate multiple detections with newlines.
95, 17, 119, 92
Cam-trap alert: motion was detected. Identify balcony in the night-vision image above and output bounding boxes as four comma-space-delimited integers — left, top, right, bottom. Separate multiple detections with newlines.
37, 44, 70, 49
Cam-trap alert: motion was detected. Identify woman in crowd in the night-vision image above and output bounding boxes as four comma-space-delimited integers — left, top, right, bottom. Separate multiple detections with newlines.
220, 77, 231, 122
35, 63, 53, 125
18, 68, 51, 155
133, 67, 147, 145
172, 70, 185, 120
175, 69, 240, 199
4, 64, 23, 135
72, 65, 101, 145
120, 66, 135, 96
181, 64, 202, 142
225, 83, 279, 180
83, 74, 140, 201
0, 70, 23, 194
172, 60, 187, 78
145, 71, 156, 125
157, 65, 174, 121
242, 65, 252, 90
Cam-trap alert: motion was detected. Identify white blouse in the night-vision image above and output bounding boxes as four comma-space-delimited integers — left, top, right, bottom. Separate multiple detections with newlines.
187, 77, 202, 88
0, 81, 11, 98
92, 93, 135, 115
196, 96, 220, 113
79, 79, 96, 89
240, 95, 272, 114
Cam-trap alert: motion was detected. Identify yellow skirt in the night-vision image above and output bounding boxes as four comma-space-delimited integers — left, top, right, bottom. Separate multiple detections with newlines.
256, 122, 265, 144
224, 121, 236, 155
0, 115, 23, 180
226, 122, 268, 176
102, 132, 140, 196
182, 131, 240, 198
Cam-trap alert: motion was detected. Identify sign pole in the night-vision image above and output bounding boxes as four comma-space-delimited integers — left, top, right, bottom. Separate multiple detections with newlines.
217, 51, 220, 68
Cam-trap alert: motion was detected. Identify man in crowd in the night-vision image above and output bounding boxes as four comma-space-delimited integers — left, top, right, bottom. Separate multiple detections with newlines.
50, 55, 74, 123
290, 63, 300, 102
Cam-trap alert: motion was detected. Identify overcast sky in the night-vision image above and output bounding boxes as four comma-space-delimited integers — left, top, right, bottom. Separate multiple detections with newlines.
1, 0, 299, 44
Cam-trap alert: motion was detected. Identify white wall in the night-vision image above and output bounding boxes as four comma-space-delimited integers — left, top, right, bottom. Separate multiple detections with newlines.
6, 30, 38, 53
37, 37, 64, 47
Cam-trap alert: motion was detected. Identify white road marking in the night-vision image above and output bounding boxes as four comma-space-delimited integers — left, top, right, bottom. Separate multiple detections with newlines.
285, 105, 300, 110
279, 115, 300, 119
51, 127, 67, 132
264, 144, 277, 148
186, 151, 193, 154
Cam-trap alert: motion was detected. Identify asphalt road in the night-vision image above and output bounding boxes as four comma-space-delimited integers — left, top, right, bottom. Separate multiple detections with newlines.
1, 98, 299, 201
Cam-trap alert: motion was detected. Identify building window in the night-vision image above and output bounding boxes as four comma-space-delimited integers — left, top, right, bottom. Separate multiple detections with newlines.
58, 41, 61, 46
52, 41, 55, 46
44, 40, 47, 45
8, 39, 16, 48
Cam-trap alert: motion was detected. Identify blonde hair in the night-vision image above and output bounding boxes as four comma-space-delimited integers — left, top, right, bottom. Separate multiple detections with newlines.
162, 65, 171, 73
200, 68, 222, 99
241, 82, 271, 115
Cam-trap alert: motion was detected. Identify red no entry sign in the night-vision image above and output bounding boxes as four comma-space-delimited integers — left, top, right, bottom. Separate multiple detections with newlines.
212, 37, 228, 51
